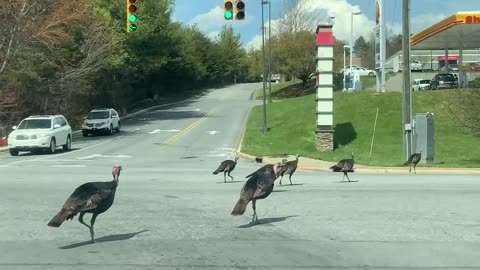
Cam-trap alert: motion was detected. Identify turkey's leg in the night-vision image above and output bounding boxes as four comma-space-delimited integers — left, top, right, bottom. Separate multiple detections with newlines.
344, 172, 351, 182
223, 172, 226, 183
89, 213, 98, 243
251, 200, 260, 224
228, 171, 234, 181
79, 212, 91, 230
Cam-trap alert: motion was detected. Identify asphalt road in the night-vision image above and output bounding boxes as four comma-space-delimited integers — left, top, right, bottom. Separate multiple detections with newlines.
0, 83, 479, 269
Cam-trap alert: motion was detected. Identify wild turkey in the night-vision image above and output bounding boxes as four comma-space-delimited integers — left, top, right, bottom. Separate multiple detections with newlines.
279, 154, 299, 186
404, 149, 422, 174
231, 163, 288, 224
212, 156, 239, 183
244, 163, 274, 179
48, 165, 122, 243
329, 153, 354, 182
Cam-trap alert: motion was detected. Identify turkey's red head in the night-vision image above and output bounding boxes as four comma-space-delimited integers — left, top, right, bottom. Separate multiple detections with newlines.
112, 165, 122, 181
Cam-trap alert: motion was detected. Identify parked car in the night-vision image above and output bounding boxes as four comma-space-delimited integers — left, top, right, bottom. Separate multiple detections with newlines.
448, 64, 459, 72
468, 62, 480, 71
7, 115, 72, 156
412, 79, 431, 91
82, 108, 121, 136
340, 65, 359, 74
347, 66, 376, 77
410, 60, 423, 71
429, 73, 458, 90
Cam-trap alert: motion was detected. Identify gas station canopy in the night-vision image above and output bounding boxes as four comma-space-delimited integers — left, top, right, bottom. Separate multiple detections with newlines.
411, 12, 480, 50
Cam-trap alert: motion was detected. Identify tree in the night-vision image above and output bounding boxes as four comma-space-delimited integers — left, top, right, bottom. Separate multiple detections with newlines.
276, 31, 316, 89
353, 36, 368, 64
277, 0, 322, 35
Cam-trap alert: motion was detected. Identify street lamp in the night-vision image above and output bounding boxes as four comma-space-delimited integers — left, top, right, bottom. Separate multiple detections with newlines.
343, 45, 350, 91
349, 11, 361, 91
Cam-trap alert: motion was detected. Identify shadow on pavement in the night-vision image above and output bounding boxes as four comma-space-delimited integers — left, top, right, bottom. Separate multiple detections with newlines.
58, 230, 148, 249
237, 215, 298, 228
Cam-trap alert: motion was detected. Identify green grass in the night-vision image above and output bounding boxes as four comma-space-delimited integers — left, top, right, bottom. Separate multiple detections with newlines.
256, 80, 300, 99
241, 90, 480, 167
360, 73, 393, 90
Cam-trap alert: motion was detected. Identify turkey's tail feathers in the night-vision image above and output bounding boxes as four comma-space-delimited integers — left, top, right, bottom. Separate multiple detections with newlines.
212, 165, 223, 175
330, 165, 342, 172
231, 199, 248, 216
48, 209, 69, 227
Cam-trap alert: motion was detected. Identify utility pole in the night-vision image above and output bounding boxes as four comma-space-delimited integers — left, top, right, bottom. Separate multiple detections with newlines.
402, 0, 412, 161
268, 0, 272, 103
261, 0, 268, 133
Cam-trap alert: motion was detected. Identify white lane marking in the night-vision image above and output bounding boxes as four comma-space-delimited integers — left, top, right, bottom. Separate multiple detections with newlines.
0, 137, 122, 167
134, 128, 141, 131
77, 154, 102, 160
101, 155, 132, 158
148, 129, 180, 134
208, 130, 221, 135
76, 154, 132, 160
50, 165, 86, 168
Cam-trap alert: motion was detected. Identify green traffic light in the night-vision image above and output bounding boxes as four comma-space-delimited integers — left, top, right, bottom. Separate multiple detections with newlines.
128, 14, 137, 23
129, 24, 137, 31
224, 10, 233, 20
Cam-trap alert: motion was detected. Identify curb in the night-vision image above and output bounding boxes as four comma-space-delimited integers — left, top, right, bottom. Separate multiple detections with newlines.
236, 151, 480, 175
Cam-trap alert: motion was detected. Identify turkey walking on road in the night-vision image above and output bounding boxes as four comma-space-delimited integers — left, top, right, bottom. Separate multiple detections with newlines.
231, 163, 288, 224
279, 154, 299, 186
213, 156, 239, 183
48, 165, 122, 243
330, 153, 355, 182
404, 149, 422, 174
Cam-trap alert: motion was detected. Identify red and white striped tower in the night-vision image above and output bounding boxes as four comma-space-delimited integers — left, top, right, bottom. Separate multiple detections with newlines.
314, 24, 334, 151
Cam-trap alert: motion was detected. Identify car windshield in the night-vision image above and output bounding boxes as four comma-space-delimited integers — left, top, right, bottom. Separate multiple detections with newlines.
17, 119, 51, 129
87, 111, 109, 119
420, 80, 430, 84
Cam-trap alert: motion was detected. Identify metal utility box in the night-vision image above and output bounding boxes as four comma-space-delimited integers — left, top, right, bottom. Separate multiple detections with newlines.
412, 113, 434, 164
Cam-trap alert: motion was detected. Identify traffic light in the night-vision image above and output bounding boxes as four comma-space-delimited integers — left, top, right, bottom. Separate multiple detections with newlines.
235, 0, 245, 20
224, 0, 233, 20
127, 0, 138, 32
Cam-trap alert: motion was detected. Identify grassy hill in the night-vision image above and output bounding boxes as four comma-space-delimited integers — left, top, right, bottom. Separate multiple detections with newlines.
241, 89, 480, 167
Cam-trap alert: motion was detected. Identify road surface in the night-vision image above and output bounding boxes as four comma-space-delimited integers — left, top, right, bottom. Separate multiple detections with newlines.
0, 83, 479, 269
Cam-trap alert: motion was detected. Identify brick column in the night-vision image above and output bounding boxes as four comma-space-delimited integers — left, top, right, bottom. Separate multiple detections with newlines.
314, 25, 334, 152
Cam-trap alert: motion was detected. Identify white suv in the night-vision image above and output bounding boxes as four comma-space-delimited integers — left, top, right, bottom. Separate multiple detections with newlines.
82, 108, 121, 136
8, 115, 73, 156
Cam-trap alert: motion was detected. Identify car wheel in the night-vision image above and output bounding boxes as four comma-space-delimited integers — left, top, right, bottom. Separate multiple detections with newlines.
48, 138, 56, 154
368, 72, 374, 77
63, 135, 71, 151
116, 122, 121, 132
9, 149, 19, 156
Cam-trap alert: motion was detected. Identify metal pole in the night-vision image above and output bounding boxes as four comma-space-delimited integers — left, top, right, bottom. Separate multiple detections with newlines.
268, 1, 272, 103
402, 0, 412, 161
261, 0, 268, 133
349, 12, 353, 90
343, 46, 346, 91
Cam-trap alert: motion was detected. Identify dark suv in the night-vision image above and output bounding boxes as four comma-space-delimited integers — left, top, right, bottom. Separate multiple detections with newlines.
429, 73, 458, 90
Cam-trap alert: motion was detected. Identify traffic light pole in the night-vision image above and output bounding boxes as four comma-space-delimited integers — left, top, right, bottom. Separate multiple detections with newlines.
261, 0, 268, 133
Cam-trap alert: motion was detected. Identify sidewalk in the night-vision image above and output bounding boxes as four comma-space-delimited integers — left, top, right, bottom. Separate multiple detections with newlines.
236, 151, 480, 175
